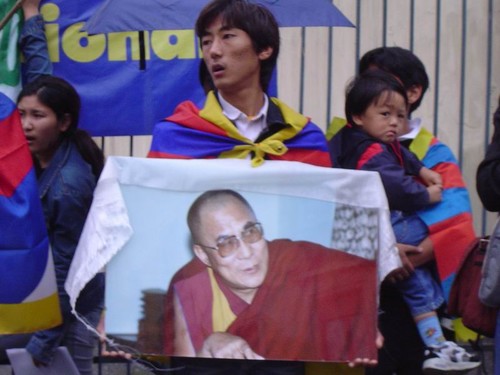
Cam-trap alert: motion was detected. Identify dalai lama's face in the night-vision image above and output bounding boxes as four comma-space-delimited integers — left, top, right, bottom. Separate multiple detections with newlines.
193, 198, 269, 304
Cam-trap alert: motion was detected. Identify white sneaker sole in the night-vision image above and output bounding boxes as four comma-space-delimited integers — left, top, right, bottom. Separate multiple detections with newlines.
423, 358, 481, 375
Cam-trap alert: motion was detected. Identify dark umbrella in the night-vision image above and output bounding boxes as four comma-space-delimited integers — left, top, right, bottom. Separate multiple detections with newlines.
83, 0, 354, 35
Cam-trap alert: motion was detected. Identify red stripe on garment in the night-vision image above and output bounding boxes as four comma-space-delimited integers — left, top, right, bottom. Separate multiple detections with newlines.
268, 149, 332, 167
166, 101, 228, 136
147, 151, 193, 159
427, 212, 476, 280
357, 143, 383, 169
0, 110, 32, 198
432, 162, 467, 189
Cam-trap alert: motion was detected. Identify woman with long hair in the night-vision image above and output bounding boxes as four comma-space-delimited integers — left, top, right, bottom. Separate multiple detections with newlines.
13, 75, 104, 374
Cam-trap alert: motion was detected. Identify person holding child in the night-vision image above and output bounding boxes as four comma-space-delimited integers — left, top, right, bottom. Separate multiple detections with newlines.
330, 70, 480, 374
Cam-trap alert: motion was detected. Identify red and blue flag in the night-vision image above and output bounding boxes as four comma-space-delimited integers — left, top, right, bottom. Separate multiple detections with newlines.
0, 92, 61, 334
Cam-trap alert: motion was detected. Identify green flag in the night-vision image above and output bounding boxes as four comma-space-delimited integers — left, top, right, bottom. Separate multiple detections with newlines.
0, 0, 22, 101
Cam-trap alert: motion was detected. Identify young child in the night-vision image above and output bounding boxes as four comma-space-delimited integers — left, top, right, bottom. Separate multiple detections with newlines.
331, 70, 480, 374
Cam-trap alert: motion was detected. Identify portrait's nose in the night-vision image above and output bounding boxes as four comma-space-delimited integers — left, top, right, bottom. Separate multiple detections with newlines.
236, 240, 253, 259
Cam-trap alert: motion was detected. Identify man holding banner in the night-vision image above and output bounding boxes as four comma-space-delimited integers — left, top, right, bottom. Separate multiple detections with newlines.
148, 0, 333, 373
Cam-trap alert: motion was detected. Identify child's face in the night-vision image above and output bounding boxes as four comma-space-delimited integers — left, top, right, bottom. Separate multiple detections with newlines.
353, 91, 408, 143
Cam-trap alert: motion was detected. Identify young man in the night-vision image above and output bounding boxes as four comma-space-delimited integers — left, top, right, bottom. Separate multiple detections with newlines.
357, 47, 478, 375
148, 0, 331, 169
148, 1, 331, 373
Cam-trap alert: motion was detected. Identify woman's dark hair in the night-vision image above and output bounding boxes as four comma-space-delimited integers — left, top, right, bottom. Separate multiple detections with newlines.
195, 0, 280, 92
345, 70, 408, 126
18, 76, 104, 178
359, 47, 429, 113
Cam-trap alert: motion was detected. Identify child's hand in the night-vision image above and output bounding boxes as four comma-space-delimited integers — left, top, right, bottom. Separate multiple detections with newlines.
420, 167, 442, 186
427, 184, 443, 203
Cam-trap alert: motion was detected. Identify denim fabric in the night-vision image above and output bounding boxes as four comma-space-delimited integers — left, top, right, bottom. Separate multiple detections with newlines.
391, 210, 428, 246
0, 290, 103, 374
391, 211, 445, 316
396, 265, 444, 316
23, 140, 104, 370
19, 15, 52, 85
62, 305, 102, 375
495, 310, 500, 375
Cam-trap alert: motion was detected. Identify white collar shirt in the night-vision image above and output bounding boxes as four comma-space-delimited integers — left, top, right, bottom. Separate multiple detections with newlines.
218, 92, 269, 142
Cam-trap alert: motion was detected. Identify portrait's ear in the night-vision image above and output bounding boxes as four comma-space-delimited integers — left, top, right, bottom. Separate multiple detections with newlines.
193, 244, 211, 267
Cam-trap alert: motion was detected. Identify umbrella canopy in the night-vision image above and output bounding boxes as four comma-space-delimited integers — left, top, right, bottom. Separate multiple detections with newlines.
83, 0, 354, 34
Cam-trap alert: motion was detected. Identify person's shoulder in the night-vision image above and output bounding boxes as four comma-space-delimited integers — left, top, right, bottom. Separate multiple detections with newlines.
269, 97, 309, 127
171, 257, 207, 285
58, 144, 95, 192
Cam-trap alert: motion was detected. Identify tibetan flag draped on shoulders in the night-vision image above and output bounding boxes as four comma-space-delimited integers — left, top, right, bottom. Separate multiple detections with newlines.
0, 92, 61, 334
411, 127, 476, 301
148, 91, 331, 168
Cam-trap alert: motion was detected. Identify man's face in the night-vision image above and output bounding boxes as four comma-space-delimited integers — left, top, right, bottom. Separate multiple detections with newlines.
194, 199, 269, 303
200, 16, 272, 96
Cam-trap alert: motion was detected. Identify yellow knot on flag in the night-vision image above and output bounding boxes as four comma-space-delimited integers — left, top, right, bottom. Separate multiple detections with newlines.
223, 140, 288, 167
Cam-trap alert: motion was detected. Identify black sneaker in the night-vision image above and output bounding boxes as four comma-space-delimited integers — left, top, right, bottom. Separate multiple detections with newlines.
423, 341, 481, 374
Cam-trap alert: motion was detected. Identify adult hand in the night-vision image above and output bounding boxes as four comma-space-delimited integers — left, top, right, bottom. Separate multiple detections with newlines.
347, 330, 384, 367
385, 243, 422, 283
420, 166, 442, 187
198, 332, 264, 360
32, 358, 48, 367
100, 343, 133, 360
427, 184, 443, 204
22, 0, 41, 20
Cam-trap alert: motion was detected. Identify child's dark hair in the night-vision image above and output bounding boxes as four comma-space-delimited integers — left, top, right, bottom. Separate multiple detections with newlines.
359, 47, 429, 113
18, 76, 104, 179
345, 70, 408, 126
195, 0, 280, 93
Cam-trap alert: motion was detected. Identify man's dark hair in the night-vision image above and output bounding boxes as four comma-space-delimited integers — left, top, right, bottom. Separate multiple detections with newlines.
359, 47, 429, 113
345, 70, 408, 126
195, 0, 280, 92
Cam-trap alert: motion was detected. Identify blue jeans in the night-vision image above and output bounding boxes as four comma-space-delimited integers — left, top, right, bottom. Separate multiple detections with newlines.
495, 310, 500, 375
61, 307, 102, 375
391, 211, 445, 316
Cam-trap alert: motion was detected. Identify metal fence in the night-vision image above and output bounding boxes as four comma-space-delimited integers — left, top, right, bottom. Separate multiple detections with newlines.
100, 0, 500, 235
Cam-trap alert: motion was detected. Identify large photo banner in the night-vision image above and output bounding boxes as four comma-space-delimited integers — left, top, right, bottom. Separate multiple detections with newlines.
66, 158, 400, 363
